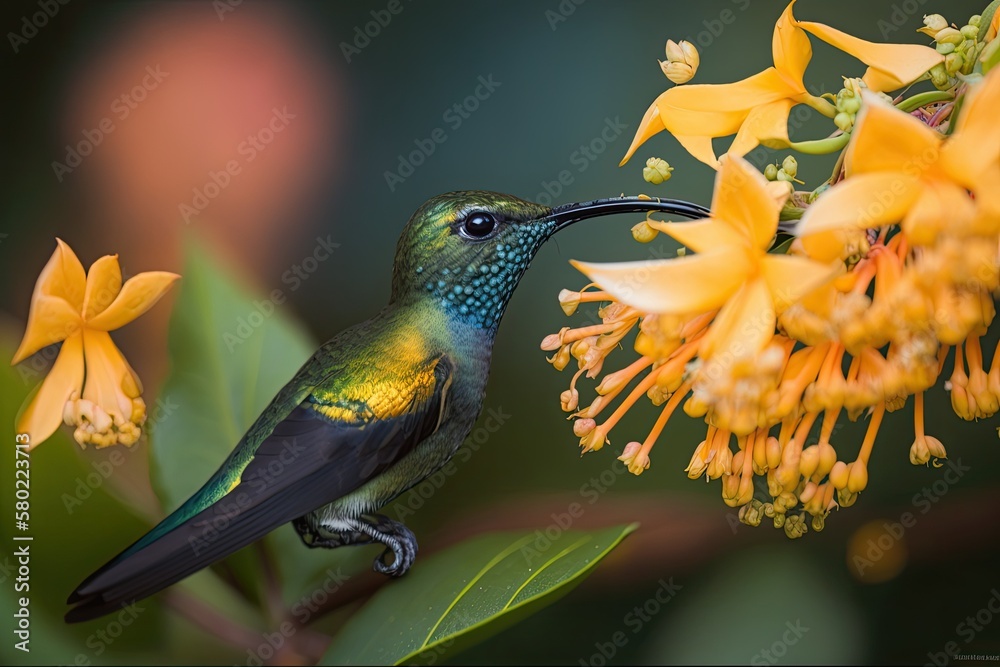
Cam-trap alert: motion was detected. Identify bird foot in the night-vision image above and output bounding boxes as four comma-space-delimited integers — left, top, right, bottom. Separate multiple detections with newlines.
363, 514, 417, 577
293, 514, 417, 576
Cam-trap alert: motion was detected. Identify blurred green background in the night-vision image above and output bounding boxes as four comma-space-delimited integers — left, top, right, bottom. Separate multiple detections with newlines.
2, 0, 999, 664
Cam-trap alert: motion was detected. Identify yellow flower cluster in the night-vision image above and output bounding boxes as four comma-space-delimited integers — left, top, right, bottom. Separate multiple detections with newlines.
544, 2, 1000, 537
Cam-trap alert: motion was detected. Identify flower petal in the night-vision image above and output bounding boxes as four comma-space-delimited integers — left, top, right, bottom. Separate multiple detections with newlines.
16, 332, 84, 449
648, 217, 746, 254
83, 255, 123, 321
700, 277, 775, 360
796, 20, 943, 91
798, 172, 921, 236
11, 295, 82, 365
85, 271, 180, 331
940, 68, 1000, 185
571, 244, 752, 315
760, 253, 840, 311
81, 329, 139, 420
727, 98, 795, 158
772, 1, 812, 88
620, 99, 667, 166
902, 179, 976, 245
37, 239, 86, 310
623, 68, 795, 167
673, 134, 721, 168
845, 92, 942, 176
711, 154, 782, 250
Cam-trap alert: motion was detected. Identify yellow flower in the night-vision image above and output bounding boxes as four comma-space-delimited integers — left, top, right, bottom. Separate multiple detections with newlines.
572, 154, 835, 362
620, 1, 943, 168
798, 68, 1000, 251
12, 239, 179, 449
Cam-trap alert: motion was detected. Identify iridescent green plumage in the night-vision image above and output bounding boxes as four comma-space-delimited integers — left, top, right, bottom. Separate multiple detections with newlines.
66, 190, 707, 622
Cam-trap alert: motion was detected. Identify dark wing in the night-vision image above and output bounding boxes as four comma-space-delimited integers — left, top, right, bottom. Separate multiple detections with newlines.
65, 355, 453, 623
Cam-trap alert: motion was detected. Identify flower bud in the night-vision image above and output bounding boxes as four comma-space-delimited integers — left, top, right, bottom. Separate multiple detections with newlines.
661, 39, 699, 84
558, 289, 581, 316
665, 38, 685, 62
783, 513, 808, 539
685, 440, 710, 479
834, 111, 854, 133
829, 460, 849, 489
642, 157, 674, 184
945, 51, 964, 75
765, 436, 782, 469
548, 344, 571, 371
707, 443, 733, 480
929, 62, 951, 89
936, 41, 956, 55
739, 499, 764, 527
781, 155, 798, 179
764, 163, 778, 180
798, 445, 820, 479
573, 418, 597, 437
847, 460, 869, 493
619, 441, 650, 475
920, 14, 949, 36
961, 24, 980, 39
969, 14, 982, 27
660, 61, 694, 85
560, 388, 579, 412
935, 27, 964, 44
631, 220, 659, 243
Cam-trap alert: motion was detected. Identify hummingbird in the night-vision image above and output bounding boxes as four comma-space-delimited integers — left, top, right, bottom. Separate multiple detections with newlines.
66, 190, 708, 623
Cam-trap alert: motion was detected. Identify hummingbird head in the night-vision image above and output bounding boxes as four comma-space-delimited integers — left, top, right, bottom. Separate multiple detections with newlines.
390, 190, 707, 331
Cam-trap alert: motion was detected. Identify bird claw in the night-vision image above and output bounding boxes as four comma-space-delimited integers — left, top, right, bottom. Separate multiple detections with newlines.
369, 516, 417, 577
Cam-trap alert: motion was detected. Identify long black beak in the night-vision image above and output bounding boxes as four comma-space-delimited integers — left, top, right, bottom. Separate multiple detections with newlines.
547, 196, 710, 232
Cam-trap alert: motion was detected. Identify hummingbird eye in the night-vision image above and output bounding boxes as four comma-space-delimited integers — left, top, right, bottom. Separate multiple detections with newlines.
459, 211, 499, 240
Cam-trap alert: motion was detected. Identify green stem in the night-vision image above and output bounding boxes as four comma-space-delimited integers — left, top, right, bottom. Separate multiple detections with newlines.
799, 94, 838, 118
895, 90, 954, 112
788, 132, 851, 155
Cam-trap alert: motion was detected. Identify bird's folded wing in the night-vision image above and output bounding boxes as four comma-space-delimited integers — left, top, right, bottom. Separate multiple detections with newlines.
65, 354, 454, 622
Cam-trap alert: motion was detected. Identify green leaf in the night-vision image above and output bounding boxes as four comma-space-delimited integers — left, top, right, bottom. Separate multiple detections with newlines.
768, 236, 795, 255
322, 523, 638, 666
981, 36, 1000, 74
151, 235, 315, 509
978, 0, 1000, 42
150, 235, 336, 604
